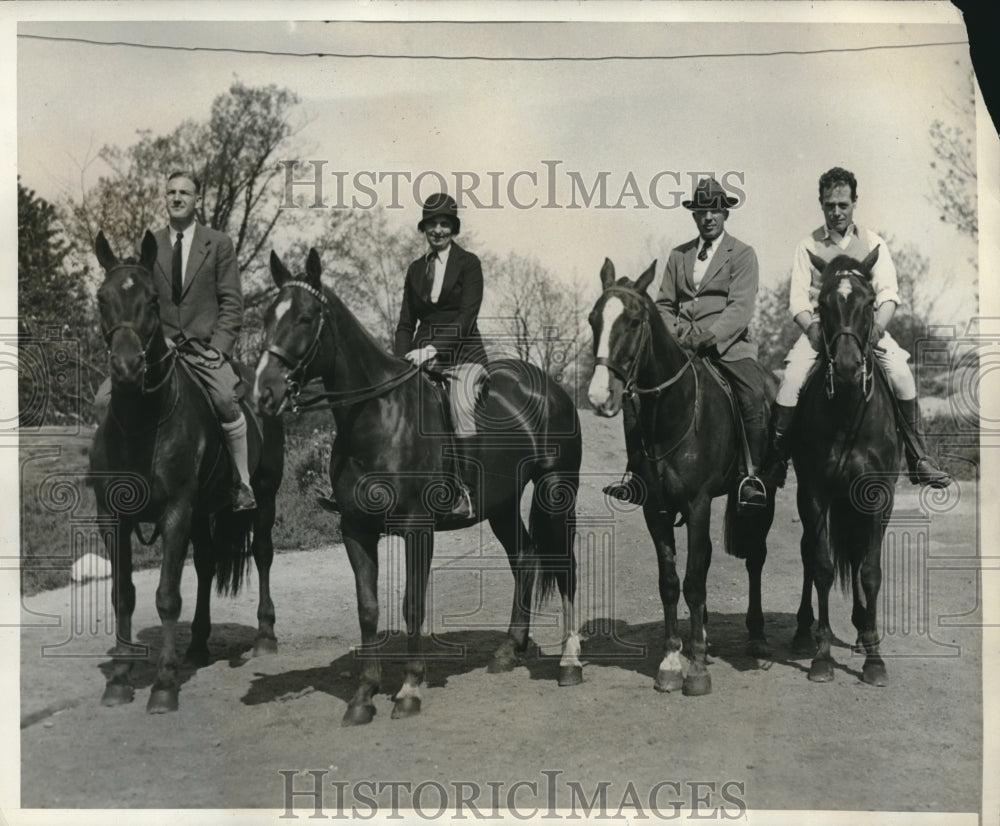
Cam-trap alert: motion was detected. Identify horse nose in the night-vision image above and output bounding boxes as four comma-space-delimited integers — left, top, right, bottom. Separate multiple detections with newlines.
109, 351, 143, 382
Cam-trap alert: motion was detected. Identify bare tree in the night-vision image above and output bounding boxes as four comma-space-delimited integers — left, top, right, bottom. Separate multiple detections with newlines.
929, 74, 978, 242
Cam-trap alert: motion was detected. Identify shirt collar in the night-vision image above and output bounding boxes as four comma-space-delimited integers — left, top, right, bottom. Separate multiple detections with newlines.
429, 242, 452, 265
169, 220, 197, 238
697, 230, 726, 251
821, 223, 858, 242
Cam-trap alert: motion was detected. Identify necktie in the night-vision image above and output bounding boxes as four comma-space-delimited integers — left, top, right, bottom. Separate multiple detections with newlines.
697, 239, 712, 261
424, 251, 438, 302
171, 231, 184, 305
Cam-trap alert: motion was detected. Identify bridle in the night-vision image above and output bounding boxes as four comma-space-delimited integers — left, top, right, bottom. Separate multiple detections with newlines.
101, 264, 177, 396
263, 280, 418, 414
592, 286, 700, 462
820, 275, 875, 402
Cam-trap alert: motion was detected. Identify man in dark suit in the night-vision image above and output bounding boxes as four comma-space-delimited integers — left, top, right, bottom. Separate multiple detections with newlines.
394, 193, 488, 519
605, 177, 769, 509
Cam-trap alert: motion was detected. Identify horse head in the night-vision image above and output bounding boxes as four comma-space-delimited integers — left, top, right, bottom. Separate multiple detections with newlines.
254, 247, 328, 416
587, 258, 657, 416
813, 246, 879, 399
95, 230, 161, 388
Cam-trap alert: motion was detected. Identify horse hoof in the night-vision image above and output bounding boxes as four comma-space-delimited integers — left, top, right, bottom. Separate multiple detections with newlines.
682, 673, 712, 696
862, 662, 888, 687
183, 647, 210, 669
654, 670, 683, 693
253, 637, 278, 657
746, 638, 773, 659
558, 665, 583, 686
100, 683, 134, 707
791, 632, 817, 658
146, 689, 179, 713
487, 654, 517, 674
808, 659, 835, 682
391, 696, 422, 719
342, 703, 376, 727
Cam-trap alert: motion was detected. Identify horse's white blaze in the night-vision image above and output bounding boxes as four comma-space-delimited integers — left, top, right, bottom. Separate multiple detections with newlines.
658, 650, 686, 676
395, 681, 422, 700
587, 297, 625, 409
253, 352, 275, 402
559, 630, 583, 668
837, 276, 853, 299
273, 296, 293, 323
121, 275, 134, 291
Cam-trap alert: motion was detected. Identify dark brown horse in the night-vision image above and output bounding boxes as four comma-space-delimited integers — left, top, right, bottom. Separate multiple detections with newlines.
90, 230, 285, 712
791, 248, 899, 686
253, 249, 582, 726
587, 259, 775, 696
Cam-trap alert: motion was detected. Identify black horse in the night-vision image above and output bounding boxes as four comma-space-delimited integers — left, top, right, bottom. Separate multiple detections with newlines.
90, 230, 285, 712
587, 259, 775, 696
791, 248, 900, 686
253, 249, 582, 726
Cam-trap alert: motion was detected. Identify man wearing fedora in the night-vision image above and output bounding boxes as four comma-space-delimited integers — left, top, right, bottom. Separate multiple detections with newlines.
604, 176, 770, 510
394, 192, 488, 520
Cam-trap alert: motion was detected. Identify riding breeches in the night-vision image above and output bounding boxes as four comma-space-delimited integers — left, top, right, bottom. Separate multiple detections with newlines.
444, 361, 488, 437
775, 330, 916, 407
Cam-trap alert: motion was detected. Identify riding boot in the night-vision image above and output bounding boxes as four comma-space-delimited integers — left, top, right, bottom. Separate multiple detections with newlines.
897, 398, 953, 488
758, 403, 796, 489
737, 423, 769, 510
222, 414, 257, 511
602, 400, 646, 505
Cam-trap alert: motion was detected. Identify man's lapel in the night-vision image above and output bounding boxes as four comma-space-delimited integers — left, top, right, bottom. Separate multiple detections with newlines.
697, 234, 731, 292
181, 224, 210, 299
682, 241, 699, 293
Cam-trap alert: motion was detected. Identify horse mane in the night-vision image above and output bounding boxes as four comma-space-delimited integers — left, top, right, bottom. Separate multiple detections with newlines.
817, 254, 875, 301
319, 282, 408, 363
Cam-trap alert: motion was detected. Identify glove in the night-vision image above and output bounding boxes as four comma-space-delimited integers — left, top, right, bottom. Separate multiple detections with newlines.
404, 345, 438, 365
806, 322, 823, 352
683, 329, 716, 354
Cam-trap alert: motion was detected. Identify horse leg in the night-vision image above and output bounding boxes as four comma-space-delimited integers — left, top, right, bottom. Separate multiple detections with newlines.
851, 517, 888, 686
341, 518, 381, 726
250, 486, 278, 656
802, 494, 835, 682
147, 505, 193, 713
487, 502, 534, 673
644, 504, 683, 693
792, 483, 818, 656
101, 520, 138, 706
681, 496, 713, 696
185, 512, 213, 668
393, 525, 434, 720
741, 499, 774, 658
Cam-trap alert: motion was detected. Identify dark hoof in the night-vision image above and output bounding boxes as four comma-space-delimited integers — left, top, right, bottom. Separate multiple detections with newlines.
183, 646, 210, 669
682, 672, 712, 696
746, 638, 773, 659
654, 670, 683, 693
146, 688, 179, 713
391, 696, 422, 719
862, 661, 888, 686
487, 653, 517, 674
791, 631, 816, 657
342, 703, 376, 726
100, 683, 134, 707
558, 665, 583, 686
253, 636, 278, 657
808, 659, 835, 682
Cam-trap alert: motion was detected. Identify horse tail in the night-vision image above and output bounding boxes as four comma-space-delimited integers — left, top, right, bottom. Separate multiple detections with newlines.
829, 501, 856, 593
211, 507, 255, 596
528, 470, 579, 607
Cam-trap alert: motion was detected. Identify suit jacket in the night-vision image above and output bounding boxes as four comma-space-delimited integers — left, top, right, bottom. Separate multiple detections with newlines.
654, 232, 759, 362
393, 242, 487, 366
151, 224, 243, 357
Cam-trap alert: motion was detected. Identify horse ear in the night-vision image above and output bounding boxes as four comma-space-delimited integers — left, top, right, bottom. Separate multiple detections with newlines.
270, 250, 291, 287
600, 258, 616, 289
305, 248, 322, 287
807, 250, 827, 274
635, 260, 657, 294
94, 231, 118, 271
859, 245, 880, 278
139, 230, 158, 272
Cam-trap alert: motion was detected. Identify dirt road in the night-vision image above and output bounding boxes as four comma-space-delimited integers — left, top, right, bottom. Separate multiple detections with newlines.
18, 414, 983, 819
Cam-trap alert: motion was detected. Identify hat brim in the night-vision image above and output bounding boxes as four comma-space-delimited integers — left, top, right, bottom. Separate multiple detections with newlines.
682, 196, 739, 210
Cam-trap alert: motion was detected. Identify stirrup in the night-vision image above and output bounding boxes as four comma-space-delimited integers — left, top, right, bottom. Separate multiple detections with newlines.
737, 474, 768, 510
450, 485, 475, 520
908, 457, 953, 489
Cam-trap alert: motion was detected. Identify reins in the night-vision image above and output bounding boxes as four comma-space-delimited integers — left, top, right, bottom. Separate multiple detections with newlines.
266, 280, 419, 413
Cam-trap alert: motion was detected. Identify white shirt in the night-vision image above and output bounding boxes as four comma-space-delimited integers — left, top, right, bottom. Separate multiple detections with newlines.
429, 243, 451, 303
169, 221, 197, 285
691, 232, 723, 288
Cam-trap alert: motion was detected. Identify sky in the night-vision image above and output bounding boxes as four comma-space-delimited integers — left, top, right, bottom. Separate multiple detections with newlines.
11, 6, 980, 325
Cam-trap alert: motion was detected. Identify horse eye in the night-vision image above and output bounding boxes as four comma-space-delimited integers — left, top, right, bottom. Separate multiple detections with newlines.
298, 315, 312, 326
629, 318, 641, 329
